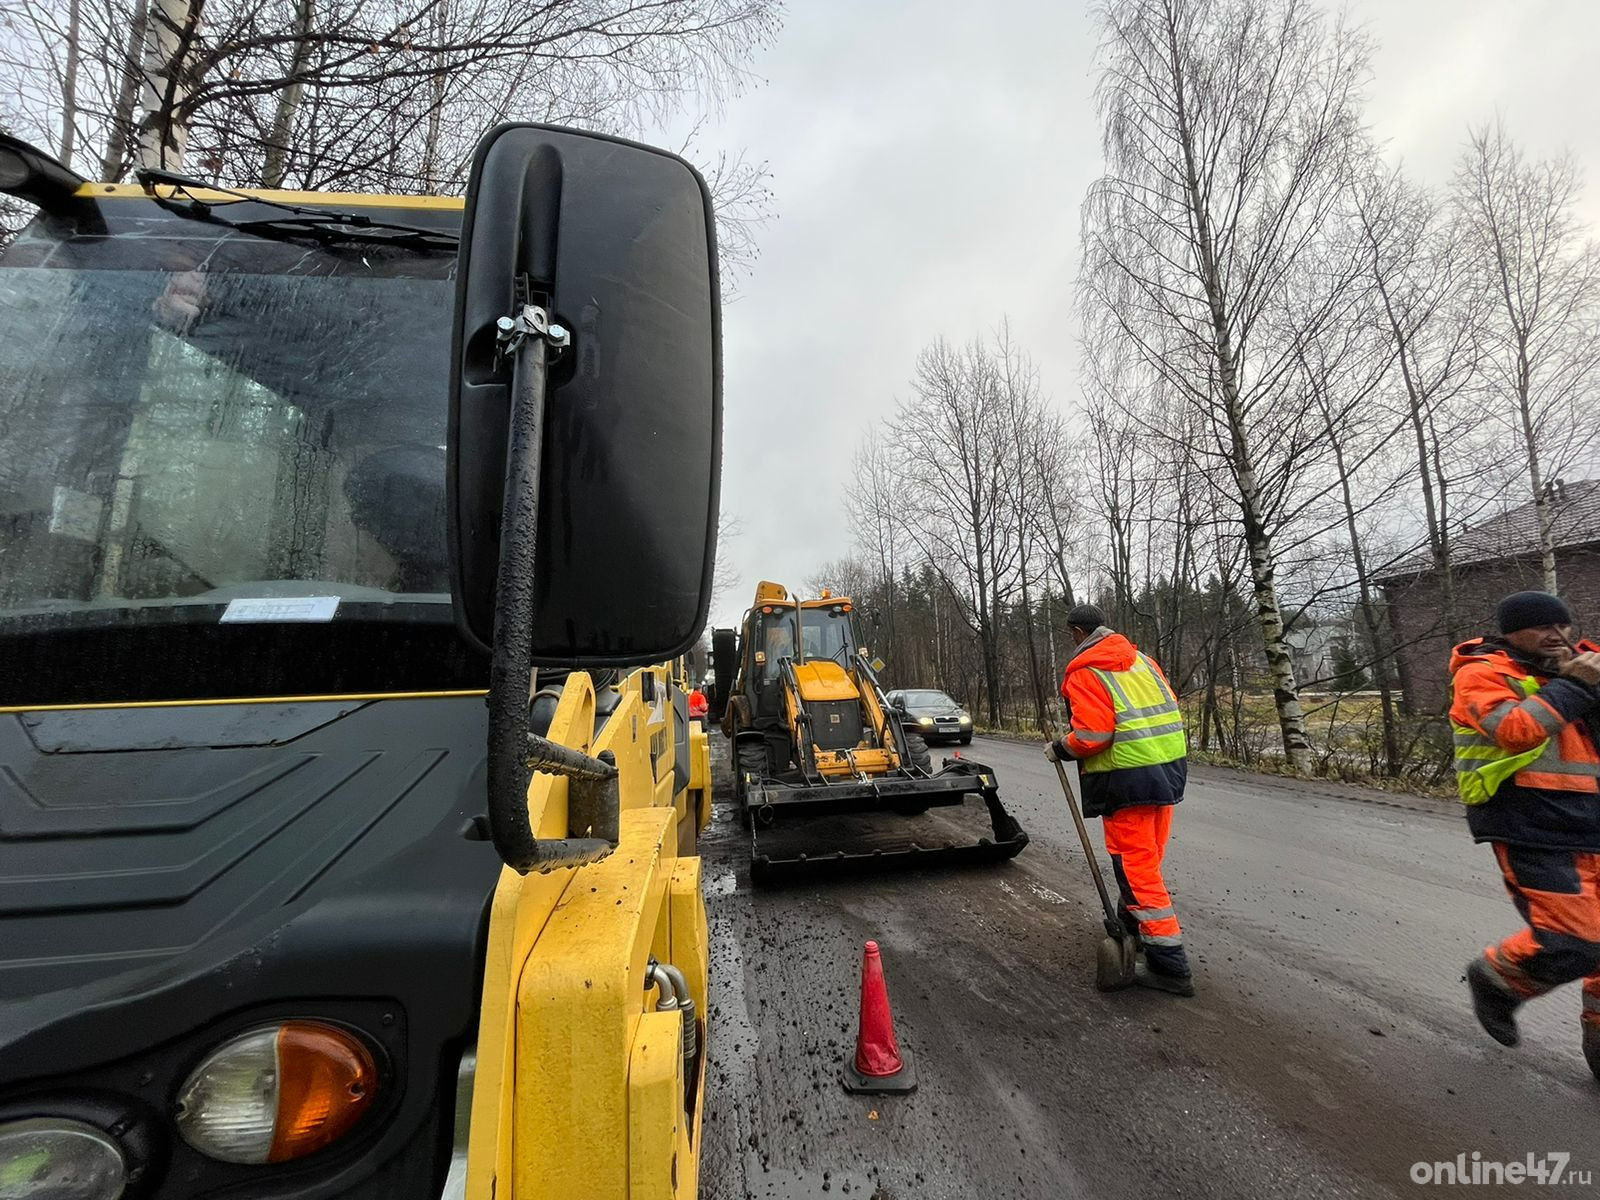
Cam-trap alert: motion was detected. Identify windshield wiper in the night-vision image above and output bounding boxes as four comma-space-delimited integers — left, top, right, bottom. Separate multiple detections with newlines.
134, 167, 459, 254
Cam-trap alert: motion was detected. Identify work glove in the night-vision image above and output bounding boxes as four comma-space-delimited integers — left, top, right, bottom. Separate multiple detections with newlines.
1044, 737, 1073, 763
1561, 651, 1600, 687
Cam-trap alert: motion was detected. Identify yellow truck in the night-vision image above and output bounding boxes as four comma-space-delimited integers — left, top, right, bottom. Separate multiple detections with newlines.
0, 126, 718, 1200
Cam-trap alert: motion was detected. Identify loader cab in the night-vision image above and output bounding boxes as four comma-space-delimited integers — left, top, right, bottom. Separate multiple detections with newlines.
739, 599, 861, 725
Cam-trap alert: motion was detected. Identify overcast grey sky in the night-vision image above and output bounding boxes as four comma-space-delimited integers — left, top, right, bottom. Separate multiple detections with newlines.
685, 0, 1600, 629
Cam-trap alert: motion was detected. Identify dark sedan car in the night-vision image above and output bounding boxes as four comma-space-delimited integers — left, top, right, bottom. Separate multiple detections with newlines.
885, 688, 974, 745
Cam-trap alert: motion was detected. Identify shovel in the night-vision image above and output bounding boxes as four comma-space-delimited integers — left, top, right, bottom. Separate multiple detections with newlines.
1049, 750, 1138, 990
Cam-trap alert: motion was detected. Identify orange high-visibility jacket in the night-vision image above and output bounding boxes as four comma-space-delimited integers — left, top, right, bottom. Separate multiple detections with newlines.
1449, 637, 1600, 851
1060, 629, 1186, 818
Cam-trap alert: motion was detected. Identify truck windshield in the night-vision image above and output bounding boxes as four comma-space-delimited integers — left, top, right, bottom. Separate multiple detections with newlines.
0, 195, 484, 704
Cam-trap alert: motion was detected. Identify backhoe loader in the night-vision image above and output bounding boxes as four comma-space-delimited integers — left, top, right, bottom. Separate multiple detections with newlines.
717, 582, 1028, 882
0, 125, 717, 1200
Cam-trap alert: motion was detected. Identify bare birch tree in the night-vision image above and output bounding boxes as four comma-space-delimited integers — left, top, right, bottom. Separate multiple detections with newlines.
1354, 162, 1486, 641
0, 0, 780, 283
1081, 0, 1372, 773
1454, 119, 1600, 592
888, 334, 1027, 724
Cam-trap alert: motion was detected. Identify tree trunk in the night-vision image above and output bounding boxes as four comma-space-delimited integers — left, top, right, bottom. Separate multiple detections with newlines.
1374, 264, 1460, 638
419, 0, 451, 193
59, 0, 84, 166
260, 0, 316, 188
1020, 576, 1048, 731
137, 0, 205, 171
1515, 340, 1559, 592
102, 0, 151, 179
1324, 407, 1402, 775
1164, 5, 1311, 773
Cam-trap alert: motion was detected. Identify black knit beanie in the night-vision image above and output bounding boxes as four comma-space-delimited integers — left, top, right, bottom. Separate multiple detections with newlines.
1496, 590, 1572, 635
1067, 603, 1106, 632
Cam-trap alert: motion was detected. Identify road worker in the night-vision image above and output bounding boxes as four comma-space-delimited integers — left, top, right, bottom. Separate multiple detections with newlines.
1452, 590, 1600, 1081
689, 686, 709, 720
1046, 604, 1193, 996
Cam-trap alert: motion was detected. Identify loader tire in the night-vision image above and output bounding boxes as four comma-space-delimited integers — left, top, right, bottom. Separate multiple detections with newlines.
892, 732, 935, 814
735, 741, 766, 829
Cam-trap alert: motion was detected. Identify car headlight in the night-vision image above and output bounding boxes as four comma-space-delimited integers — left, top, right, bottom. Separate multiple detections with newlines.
917, 716, 934, 726
174, 1021, 377, 1164
959, 713, 972, 725
0, 1118, 126, 1200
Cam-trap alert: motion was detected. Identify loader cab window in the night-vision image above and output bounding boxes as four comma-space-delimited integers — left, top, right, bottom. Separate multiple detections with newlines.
756, 610, 797, 682
800, 607, 852, 663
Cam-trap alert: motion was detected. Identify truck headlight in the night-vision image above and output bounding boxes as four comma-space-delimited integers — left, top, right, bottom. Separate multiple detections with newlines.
174, 1021, 377, 1164
0, 1118, 126, 1200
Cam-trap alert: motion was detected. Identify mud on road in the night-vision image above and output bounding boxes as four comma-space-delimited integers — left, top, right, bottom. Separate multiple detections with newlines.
696, 736, 1598, 1199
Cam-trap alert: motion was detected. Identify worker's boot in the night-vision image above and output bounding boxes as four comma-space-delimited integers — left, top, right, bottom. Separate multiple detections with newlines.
1133, 961, 1195, 997
1583, 1021, 1600, 1084
1135, 944, 1195, 997
1466, 957, 1521, 1047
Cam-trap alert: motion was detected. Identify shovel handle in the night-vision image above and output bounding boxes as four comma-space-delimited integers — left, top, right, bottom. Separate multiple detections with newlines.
1050, 755, 1123, 931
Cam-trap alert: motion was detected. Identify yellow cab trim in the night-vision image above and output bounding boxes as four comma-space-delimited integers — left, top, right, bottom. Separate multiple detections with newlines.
75, 182, 464, 210
0, 690, 486, 715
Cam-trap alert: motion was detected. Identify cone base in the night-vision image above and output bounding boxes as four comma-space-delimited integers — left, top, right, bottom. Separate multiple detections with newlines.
842, 1044, 917, 1094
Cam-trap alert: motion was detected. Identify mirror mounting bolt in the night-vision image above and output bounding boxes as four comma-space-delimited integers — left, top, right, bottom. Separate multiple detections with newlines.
495, 304, 570, 367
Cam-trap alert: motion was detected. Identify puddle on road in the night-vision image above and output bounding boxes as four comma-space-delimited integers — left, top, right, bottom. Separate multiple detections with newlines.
1027, 882, 1068, 905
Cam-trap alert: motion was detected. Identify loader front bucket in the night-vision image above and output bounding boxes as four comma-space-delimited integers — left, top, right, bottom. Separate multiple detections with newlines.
745, 760, 1028, 886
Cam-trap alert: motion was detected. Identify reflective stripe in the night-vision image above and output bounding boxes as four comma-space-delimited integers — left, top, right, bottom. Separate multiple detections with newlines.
1525, 757, 1600, 777
1524, 696, 1567, 736
1133, 906, 1175, 923
1074, 730, 1114, 745
1452, 668, 1583, 805
1115, 718, 1186, 742
1479, 700, 1520, 735
1081, 655, 1186, 776
1141, 933, 1184, 947
1095, 668, 1136, 711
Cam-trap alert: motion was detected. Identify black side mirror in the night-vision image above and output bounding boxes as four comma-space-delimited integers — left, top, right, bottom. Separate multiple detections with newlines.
449, 124, 720, 873
450, 123, 721, 663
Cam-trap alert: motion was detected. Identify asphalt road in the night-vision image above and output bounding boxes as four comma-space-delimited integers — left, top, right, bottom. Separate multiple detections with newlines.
697, 736, 1600, 1199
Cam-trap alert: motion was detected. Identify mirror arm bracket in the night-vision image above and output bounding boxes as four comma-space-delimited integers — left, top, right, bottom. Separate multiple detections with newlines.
484, 314, 604, 874
495, 303, 569, 369
518, 739, 621, 871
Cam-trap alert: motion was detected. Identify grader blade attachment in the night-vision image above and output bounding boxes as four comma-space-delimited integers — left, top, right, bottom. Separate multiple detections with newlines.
745, 759, 1028, 886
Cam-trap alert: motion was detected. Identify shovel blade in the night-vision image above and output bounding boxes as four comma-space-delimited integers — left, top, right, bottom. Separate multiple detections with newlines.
1095, 935, 1137, 991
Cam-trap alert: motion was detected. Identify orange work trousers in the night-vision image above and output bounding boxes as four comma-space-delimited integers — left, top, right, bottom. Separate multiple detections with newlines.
1103, 804, 1189, 977
1484, 844, 1600, 1028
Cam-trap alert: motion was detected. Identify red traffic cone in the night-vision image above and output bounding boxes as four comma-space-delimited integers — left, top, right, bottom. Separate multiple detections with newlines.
953, 749, 962, 759
843, 941, 917, 1094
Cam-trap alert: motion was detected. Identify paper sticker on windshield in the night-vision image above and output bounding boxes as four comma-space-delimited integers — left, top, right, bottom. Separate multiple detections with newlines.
220, 596, 341, 624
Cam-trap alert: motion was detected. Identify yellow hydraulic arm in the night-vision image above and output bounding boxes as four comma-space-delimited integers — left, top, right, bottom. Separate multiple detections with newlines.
464, 667, 710, 1199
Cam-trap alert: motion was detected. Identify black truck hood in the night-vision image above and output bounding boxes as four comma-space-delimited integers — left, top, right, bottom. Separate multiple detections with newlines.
0, 692, 498, 1090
